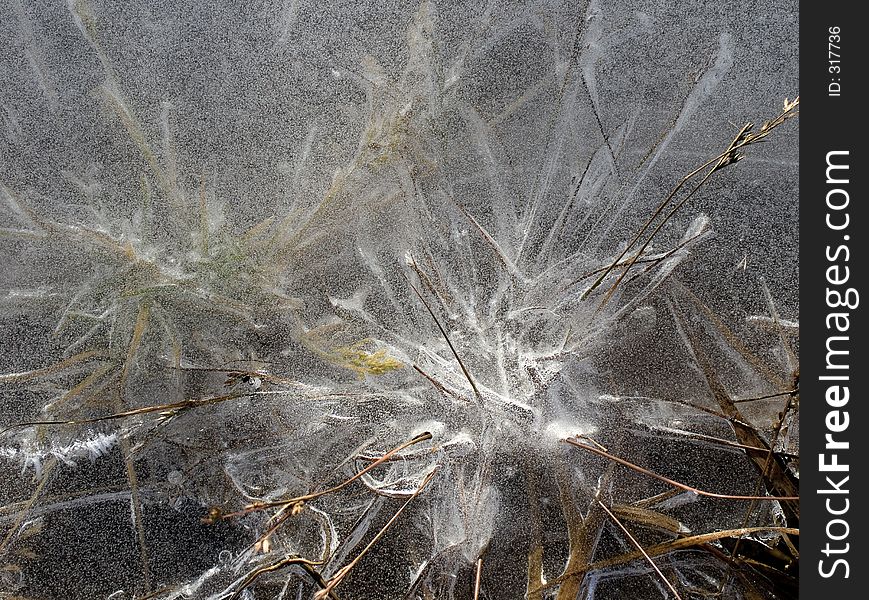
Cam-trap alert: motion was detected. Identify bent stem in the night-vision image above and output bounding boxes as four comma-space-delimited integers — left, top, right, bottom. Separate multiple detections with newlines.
537, 526, 799, 592
596, 498, 683, 600
564, 438, 798, 502
584, 97, 799, 307
221, 432, 434, 518
314, 468, 438, 600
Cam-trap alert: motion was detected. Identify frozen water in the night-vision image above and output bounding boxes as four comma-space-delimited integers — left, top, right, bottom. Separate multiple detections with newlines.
1, 1, 798, 599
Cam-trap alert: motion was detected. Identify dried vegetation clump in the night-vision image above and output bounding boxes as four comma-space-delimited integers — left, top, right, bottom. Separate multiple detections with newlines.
1, 2, 798, 599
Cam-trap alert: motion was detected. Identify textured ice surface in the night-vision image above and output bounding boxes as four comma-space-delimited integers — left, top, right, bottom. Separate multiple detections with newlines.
1, 1, 798, 599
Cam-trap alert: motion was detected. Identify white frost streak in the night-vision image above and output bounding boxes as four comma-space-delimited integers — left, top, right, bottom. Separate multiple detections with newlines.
276, 0, 301, 45
603, 32, 735, 236
1, 432, 119, 475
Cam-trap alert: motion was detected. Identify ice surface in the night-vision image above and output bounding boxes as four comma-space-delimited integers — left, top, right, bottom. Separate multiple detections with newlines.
1, 1, 798, 598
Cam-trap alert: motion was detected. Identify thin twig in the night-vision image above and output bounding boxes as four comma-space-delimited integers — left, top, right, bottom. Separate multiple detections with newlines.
406, 276, 483, 402
667, 296, 800, 523
585, 98, 798, 307
314, 468, 438, 599
0, 459, 56, 554
223, 433, 433, 517
474, 556, 483, 600
118, 300, 152, 594
726, 390, 799, 588
538, 526, 799, 592
564, 438, 798, 501
733, 389, 798, 403
2, 392, 249, 434
229, 555, 332, 600
596, 498, 683, 600
0, 349, 108, 383
412, 364, 468, 403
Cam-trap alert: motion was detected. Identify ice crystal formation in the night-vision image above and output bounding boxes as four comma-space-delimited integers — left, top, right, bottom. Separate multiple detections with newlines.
1, 1, 798, 599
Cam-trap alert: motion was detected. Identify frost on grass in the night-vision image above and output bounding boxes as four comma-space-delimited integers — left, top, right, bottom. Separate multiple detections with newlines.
0, 1, 798, 599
